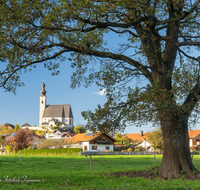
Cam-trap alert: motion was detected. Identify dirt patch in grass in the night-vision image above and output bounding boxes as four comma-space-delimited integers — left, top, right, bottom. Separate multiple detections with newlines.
109, 169, 200, 180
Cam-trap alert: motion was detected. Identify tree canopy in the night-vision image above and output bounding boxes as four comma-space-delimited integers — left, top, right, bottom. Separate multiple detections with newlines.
115, 133, 133, 145
73, 125, 86, 134
1, 0, 200, 178
146, 127, 163, 150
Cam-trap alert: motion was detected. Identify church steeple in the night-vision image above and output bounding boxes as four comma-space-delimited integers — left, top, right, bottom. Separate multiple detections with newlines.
40, 81, 46, 96
39, 81, 47, 126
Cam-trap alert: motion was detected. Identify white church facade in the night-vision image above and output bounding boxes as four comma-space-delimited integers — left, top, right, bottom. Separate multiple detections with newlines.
39, 82, 74, 132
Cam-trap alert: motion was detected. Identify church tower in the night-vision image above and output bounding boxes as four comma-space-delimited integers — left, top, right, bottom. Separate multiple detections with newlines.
39, 81, 47, 126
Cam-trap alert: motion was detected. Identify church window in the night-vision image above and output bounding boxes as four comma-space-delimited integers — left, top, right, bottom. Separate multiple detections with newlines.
66, 119, 68, 123
41, 101, 43, 104
70, 119, 72, 125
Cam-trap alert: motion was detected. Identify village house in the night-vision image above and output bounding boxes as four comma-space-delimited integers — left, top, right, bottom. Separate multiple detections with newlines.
188, 129, 200, 150
0, 123, 15, 132
124, 130, 154, 151
46, 129, 75, 140
66, 132, 117, 151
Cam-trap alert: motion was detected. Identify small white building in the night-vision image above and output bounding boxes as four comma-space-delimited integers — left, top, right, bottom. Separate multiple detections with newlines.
46, 129, 75, 140
66, 132, 117, 151
124, 131, 154, 151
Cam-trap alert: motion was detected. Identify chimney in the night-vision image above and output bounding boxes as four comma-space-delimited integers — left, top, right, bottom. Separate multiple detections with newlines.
140, 130, 143, 137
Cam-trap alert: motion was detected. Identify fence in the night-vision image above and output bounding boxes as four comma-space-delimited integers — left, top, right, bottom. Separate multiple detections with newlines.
80, 151, 161, 155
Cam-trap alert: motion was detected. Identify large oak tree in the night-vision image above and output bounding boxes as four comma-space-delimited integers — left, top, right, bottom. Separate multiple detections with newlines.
1, 0, 200, 177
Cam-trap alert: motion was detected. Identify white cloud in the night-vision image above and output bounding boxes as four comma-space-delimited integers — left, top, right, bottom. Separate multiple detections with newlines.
93, 89, 107, 96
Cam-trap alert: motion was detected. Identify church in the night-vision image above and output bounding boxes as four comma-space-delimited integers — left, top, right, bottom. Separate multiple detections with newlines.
39, 81, 74, 132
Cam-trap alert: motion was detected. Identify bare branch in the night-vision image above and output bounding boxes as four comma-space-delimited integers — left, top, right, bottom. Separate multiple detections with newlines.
178, 48, 200, 62
177, 42, 200, 47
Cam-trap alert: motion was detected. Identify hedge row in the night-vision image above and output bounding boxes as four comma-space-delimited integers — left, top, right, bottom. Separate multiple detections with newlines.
17, 148, 82, 155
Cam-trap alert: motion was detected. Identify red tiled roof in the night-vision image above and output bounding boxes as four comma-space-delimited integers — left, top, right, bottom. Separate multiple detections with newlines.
125, 130, 200, 141
61, 132, 76, 137
188, 130, 200, 139
67, 132, 117, 143
124, 132, 150, 142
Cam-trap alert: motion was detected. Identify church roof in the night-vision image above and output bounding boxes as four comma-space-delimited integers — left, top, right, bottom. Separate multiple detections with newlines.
43, 105, 73, 118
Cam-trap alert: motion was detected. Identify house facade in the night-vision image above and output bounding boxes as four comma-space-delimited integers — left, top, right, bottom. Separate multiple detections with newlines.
39, 82, 74, 132
66, 132, 117, 151
188, 129, 200, 150
124, 131, 154, 151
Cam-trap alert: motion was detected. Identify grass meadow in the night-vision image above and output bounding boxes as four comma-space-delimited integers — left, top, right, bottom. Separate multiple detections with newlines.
0, 154, 200, 190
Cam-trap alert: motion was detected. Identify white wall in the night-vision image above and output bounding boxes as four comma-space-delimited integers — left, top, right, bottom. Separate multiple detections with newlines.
88, 144, 114, 151
82, 142, 89, 151
190, 139, 193, 147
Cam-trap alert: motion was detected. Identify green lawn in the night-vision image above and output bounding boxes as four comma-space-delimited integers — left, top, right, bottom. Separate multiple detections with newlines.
0, 154, 200, 189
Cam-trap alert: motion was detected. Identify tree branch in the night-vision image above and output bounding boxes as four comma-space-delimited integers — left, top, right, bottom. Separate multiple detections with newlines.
56, 42, 154, 83
0, 49, 70, 89
177, 42, 200, 47
182, 82, 200, 117
178, 48, 200, 62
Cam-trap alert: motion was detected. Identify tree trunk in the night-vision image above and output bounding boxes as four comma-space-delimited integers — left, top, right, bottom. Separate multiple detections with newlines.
159, 115, 198, 178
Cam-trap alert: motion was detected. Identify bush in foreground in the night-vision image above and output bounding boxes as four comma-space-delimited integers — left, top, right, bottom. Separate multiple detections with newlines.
17, 148, 82, 155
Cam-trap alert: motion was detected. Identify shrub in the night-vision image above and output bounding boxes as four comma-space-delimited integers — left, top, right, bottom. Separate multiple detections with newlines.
136, 146, 146, 151
121, 149, 127, 152
50, 127, 59, 130
37, 139, 65, 149
6, 145, 12, 154
17, 148, 82, 155
134, 149, 139, 152
127, 148, 133, 152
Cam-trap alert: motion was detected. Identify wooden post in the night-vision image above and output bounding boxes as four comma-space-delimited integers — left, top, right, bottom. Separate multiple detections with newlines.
90, 155, 93, 171
20, 150, 22, 162
154, 150, 155, 165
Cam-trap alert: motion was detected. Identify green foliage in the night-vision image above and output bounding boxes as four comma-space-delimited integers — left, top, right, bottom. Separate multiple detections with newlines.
127, 148, 133, 152
56, 122, 59, 127
34, 130, 46, 135
37, 139, 65, 149
6, 145, 12, 154
0, 126, 14, 135
17, 148, 82, 155
135, 146, 146, 152
0, 135, 5, 145
115, 133, 132, 145
146, 127, 163, 150
50, 127, 59, 130
14, 124, 19, 132
73, 125, 86, 134
41, 126, 46, 130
